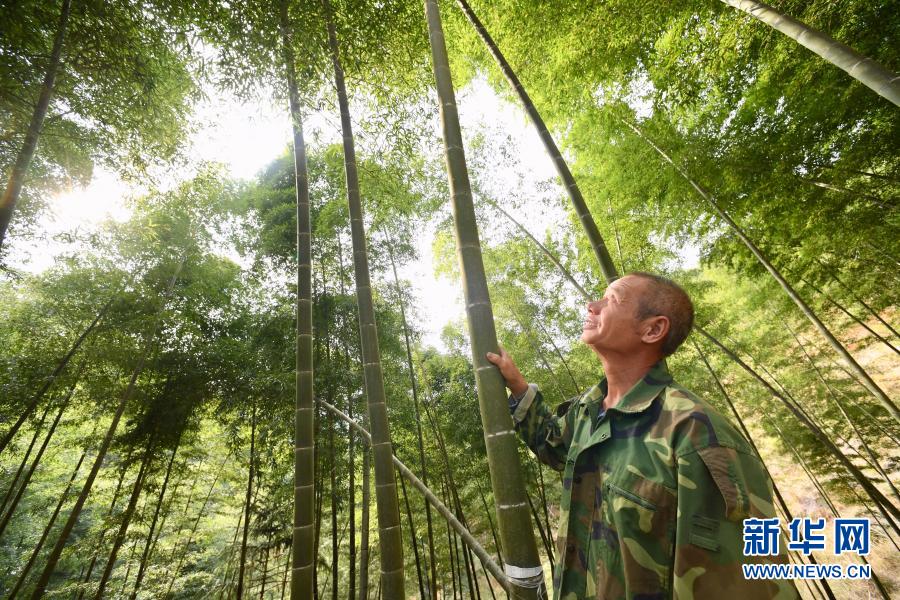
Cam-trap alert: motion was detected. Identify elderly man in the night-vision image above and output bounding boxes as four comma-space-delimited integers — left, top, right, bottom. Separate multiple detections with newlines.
487, 272, 796, 600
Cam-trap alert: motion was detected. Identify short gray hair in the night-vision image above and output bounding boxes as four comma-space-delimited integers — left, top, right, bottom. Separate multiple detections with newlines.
628, 272, 694, 357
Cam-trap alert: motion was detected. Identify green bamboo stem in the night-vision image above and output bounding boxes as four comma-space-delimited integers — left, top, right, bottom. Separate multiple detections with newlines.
490, 177, 898, 522
799, 276, 900, 356
278, 0, 315, 596
130, 431, 183, 598
444, 478, 460, 600
7, 431, 91, 598
358, 444, 371, 600
474, 479, 504, 569
621, 119, 899, 423
735, 341, 888, 480
416, 359, 505, 596
324, 4, 405, 595
696, 327, 900, 523
95, 437, 155, 598
1, 297, 112, 456
142, 454, 195, 588
336, 239, 359, 600
399, 467, 427, 599
320, 399, 511, 595
534, 466, 553, 564
532, 316, 581, 396
0, 387, 71, 540
76, 458, 130, 600
508, 310, 569, 405
165, 453, 232, 598
823, 267, 900, 340
0, 0, 71, 246
30, 258, 183, 599
386, 235, 438, 600
454, 0, 616, 280
0, 400, 54, 514
424, 1, 545, 595
606, 196, 628, 274
237, 405, 257, 599
484, 198, 593, 295
719, 0, 900, 106
783, 319, 900, 504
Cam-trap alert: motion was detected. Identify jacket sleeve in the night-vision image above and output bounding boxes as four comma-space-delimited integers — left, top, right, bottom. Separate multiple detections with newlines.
509, 383, 577, 472
672, 443, 798, 599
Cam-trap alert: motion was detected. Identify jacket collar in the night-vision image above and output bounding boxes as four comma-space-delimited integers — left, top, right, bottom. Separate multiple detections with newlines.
593, 360, 672, 414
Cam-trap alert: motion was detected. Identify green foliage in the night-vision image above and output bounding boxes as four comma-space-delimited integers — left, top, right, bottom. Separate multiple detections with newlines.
2, 0, 899, 597
0, 0, 198, 237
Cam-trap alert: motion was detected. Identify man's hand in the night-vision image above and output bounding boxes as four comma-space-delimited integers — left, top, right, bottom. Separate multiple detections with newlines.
486, 347, 528, 397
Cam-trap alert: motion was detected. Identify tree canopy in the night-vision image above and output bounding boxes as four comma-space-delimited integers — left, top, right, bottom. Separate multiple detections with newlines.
1, 0, 898, 598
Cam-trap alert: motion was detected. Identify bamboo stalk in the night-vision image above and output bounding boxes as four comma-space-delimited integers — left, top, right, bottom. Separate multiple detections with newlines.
7, 431, 91, 597
697, 327, 900, 522
823, 267, 900, 340
130, 431, 183, 598
0, 0, 71, 245
237, 405, 257, 599
783, 319, 900, 504
416, 358, 504, 598
799, 276, 900, 356
0, 401, 54, 514
1, 297, 112, 456
386, 234, 439, 600
323, 3, 405, 595
164, 453, 231, 597
358, 444, 371, 600
95, 437, 155, 598
454, 0, 616, 280
30, 258, 183, 598
399, 467, 427, 599
621, 119, 899, 422
76, 458, 131, 600
0, 390, 70, 540
453, 0, 900, 513
337, 238, 359, 600
320, 399, 511, 594
719, 0, 900, 106
424, 1, 545, 595
693, 341, 836, 600
278, 1, 315, 596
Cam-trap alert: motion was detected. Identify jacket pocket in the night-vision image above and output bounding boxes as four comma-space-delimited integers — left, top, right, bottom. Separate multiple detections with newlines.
600, 471, 676, 596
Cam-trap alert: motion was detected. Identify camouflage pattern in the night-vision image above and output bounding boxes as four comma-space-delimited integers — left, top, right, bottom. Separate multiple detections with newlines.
511, 361, 798, 600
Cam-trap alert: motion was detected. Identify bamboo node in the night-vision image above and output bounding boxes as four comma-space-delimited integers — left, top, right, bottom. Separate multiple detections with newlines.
504, 563, 545, 589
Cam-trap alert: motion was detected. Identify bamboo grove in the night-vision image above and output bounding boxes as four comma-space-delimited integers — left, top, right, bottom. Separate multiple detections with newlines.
1, 0, 898, 598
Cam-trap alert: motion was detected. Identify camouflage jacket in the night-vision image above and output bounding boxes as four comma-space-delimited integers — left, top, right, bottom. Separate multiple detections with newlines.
510, 361, 797, 600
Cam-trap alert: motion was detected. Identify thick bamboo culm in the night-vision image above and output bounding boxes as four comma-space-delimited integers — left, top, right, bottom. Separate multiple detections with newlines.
319, 400, 511, 595
424, 0, 546, 596
278, 0, 315, 597
719, 0, 900, 106
324, 1, 406, 596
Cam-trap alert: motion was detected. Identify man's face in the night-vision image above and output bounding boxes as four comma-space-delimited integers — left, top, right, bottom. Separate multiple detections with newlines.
581, 275, 647, 354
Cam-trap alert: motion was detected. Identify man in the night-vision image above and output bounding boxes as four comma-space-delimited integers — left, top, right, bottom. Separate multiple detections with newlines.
486, 273, 796, 600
